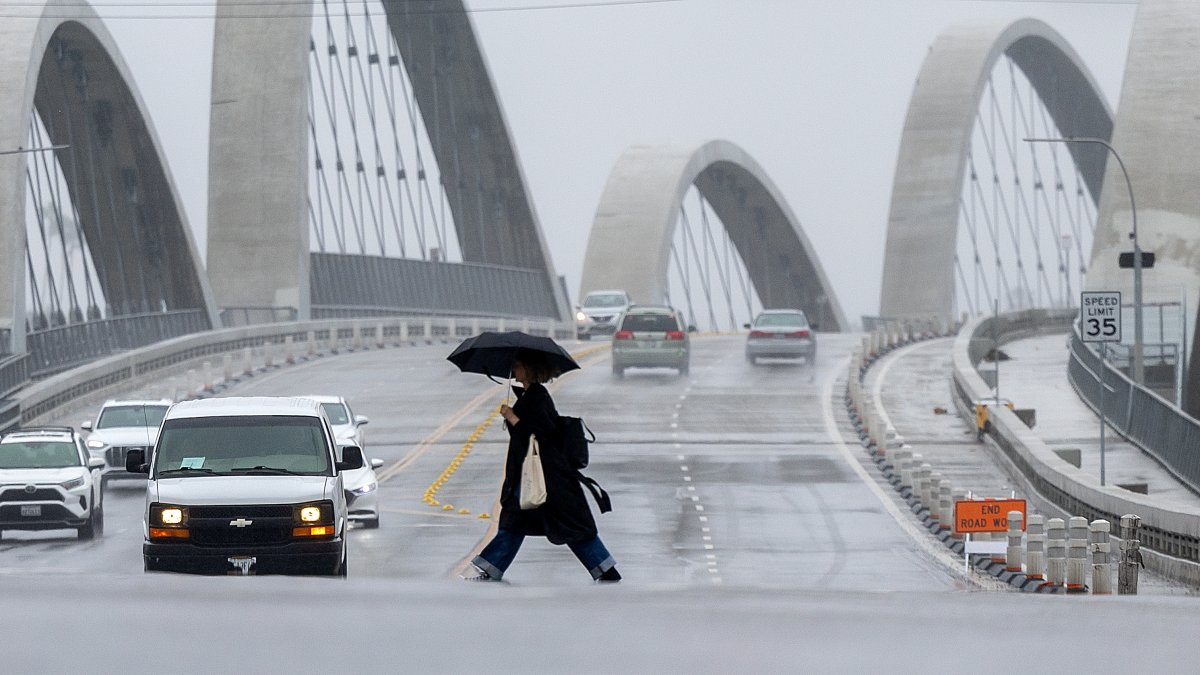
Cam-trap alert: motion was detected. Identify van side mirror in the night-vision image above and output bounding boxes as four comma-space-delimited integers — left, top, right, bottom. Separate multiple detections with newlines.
337, 446, 364, 472
126, 449, 149, 474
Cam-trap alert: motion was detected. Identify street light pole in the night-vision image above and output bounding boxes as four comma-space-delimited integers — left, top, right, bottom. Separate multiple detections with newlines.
0, 144, 68, 156
1024, 136, 1144, 384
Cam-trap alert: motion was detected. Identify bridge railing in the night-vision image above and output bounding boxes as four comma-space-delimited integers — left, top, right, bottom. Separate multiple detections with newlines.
1067, 331, 1200, 494
26, 310, 211, 379
6, 314, 572, 434
952, 310, 1200, 585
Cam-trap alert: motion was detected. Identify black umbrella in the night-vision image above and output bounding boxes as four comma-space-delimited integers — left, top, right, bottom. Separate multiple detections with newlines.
446, 331, 580, 380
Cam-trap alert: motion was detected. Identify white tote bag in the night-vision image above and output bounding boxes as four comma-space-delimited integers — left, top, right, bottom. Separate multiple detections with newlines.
519, 435, 548, 510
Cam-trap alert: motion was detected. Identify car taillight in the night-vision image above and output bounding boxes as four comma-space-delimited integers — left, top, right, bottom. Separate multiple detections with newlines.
790, 330, 811, 338
665, 331, 685, 340
749, 330, 771, 338
614, 330, 634, 340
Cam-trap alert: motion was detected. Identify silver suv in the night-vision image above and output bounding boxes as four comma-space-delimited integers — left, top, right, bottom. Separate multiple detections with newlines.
611, 305, 690, 376
82, 399, 170, 480
128, 397, 363, 576
576, 289, 632, 340
0, 426, 105, 540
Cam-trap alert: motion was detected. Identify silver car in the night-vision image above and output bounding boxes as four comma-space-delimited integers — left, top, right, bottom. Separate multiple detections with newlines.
744, 309, 817, 366
305, 395, 382, 528
82, 399, 170, 481
611, 305, 690, 376
576, 289, 632, 340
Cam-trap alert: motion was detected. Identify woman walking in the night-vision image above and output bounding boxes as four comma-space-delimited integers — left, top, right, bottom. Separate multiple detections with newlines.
463, 349, 620, 583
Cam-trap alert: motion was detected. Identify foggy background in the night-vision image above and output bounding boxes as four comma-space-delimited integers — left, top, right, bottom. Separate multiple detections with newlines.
77, 0, 1137, 326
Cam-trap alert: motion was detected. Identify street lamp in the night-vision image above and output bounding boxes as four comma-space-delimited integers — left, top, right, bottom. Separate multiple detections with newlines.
1024, 136, 1144, 384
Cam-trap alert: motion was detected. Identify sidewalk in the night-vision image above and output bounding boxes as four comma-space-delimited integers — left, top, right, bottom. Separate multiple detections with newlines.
873, 335, 1194, 594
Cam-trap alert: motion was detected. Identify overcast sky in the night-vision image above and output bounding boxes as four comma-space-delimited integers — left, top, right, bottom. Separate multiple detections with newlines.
86, 0, 1138, 324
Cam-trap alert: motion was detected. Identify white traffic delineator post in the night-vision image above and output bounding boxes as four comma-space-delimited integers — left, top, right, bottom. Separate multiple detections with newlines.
894, 450, 913, 490
950, 488, 967, 538
1066, 516, 1089, 593
917, 463, 933, 510
1025, 514, 1046, 582
222, 353, 233, 384
1047, 518, 1067, 587
307, 331, 316, 357
1119, 514, 1141, 595
285, 336, 295, 364
376, 323, 385, 348
1090, 520, 1112, 595
937, 484, 953, 532
202, 361, 213, 392
243, 347, 254, 377
927, 472, 943, 523
1006, 510, 1024, 573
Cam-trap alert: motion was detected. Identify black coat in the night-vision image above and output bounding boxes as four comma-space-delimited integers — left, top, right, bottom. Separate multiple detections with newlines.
497, 384, 598, 545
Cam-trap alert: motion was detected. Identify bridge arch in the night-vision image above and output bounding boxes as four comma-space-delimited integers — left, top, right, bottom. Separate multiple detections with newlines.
580, 140, 848, 332
0, 0, 217, 354
207, 0, 569, 323
878, 18, 1113, 319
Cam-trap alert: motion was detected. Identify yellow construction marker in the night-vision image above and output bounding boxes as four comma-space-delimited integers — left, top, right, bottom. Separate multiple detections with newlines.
442, 504, 455, 511
458, 508, 471, 514
478, 513, 491, 519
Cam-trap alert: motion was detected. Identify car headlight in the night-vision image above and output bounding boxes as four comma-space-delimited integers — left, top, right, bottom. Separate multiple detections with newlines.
59, 476, 86, 490
149, 503, 190, 539
87, 439, 106, 449
576, 311, 587, 322
351, 482, 377, 496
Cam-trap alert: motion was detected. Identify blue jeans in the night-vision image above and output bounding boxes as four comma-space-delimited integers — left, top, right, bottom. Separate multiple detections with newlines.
472, 528, 616, 580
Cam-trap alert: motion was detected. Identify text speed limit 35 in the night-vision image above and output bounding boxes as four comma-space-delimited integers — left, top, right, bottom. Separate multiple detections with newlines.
1080, 291, 1122, 343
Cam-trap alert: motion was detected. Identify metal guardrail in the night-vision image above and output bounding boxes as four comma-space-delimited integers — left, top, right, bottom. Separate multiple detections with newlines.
220, 307, 300, 327
1067, 331, 1200, 495
0, 352, 30, 400
310, 253, 562, 320
26, 310, 210, 379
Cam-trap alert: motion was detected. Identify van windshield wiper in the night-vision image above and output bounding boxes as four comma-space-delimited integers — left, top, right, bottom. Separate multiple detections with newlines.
230, 466, 304, 475
157, 467, 218, 476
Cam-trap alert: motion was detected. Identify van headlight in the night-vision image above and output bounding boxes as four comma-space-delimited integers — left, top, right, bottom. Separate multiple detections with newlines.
293, 501, 334, 525
151, 504, 188, 526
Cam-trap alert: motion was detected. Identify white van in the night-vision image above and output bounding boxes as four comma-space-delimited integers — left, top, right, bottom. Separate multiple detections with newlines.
126, 397, 363, 576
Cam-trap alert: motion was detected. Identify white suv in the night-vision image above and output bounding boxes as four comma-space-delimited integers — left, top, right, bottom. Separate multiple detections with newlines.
576, 289, 633, 340
0, 426, 105, 540
82, 399, 170, 481
127, 397, 363, 576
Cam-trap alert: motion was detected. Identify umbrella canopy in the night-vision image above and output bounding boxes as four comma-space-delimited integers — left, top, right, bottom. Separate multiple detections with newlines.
446, 331, 580, 379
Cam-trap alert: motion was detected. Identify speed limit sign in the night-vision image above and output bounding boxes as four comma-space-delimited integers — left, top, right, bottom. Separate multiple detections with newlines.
1080, 291, 1122, 343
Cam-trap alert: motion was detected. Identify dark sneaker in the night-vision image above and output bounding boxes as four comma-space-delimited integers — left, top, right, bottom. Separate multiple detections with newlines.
597, 567, 622, 583
461, 565, 499, 582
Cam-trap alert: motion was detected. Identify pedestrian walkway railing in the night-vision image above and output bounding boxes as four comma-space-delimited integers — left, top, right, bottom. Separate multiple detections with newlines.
1068, 331, 1200, 496
0, 352, 30, 400
953, 310, 1200, 587
26, 310, 211, 379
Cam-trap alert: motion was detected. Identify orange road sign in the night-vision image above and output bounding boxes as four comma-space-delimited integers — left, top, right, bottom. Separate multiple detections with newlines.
954, 499, 1027, 534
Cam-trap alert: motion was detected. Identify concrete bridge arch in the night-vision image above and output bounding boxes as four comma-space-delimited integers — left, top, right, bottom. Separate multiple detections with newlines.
580, 140, 847, 331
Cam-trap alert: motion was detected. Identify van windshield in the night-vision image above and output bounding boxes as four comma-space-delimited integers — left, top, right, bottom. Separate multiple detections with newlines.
154, 416, 331, 476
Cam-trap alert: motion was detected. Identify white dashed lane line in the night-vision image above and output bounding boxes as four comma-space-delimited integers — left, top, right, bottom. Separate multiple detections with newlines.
676, 386, 720, 583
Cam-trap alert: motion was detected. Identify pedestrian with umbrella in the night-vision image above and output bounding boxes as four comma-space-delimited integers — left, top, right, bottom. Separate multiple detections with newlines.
446, 332, 621, 583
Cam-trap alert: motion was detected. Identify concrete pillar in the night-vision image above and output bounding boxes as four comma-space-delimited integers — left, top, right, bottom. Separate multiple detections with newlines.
1025, 514, 1046, 582
1006, 510, 1024, 572
1066, 516, 1089, 593
1119, 514, 1142, 595
1047, 517, 1067, 587
1090, 520, 1112, 595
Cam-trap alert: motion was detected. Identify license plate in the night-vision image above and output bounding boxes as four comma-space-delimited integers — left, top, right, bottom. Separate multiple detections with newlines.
20, 504, 41, 517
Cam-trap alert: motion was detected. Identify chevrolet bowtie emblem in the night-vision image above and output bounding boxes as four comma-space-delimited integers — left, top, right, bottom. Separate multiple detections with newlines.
229, 518, 253, 527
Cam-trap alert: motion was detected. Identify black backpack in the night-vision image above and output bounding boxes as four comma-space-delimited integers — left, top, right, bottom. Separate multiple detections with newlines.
558, 415, 611, 513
